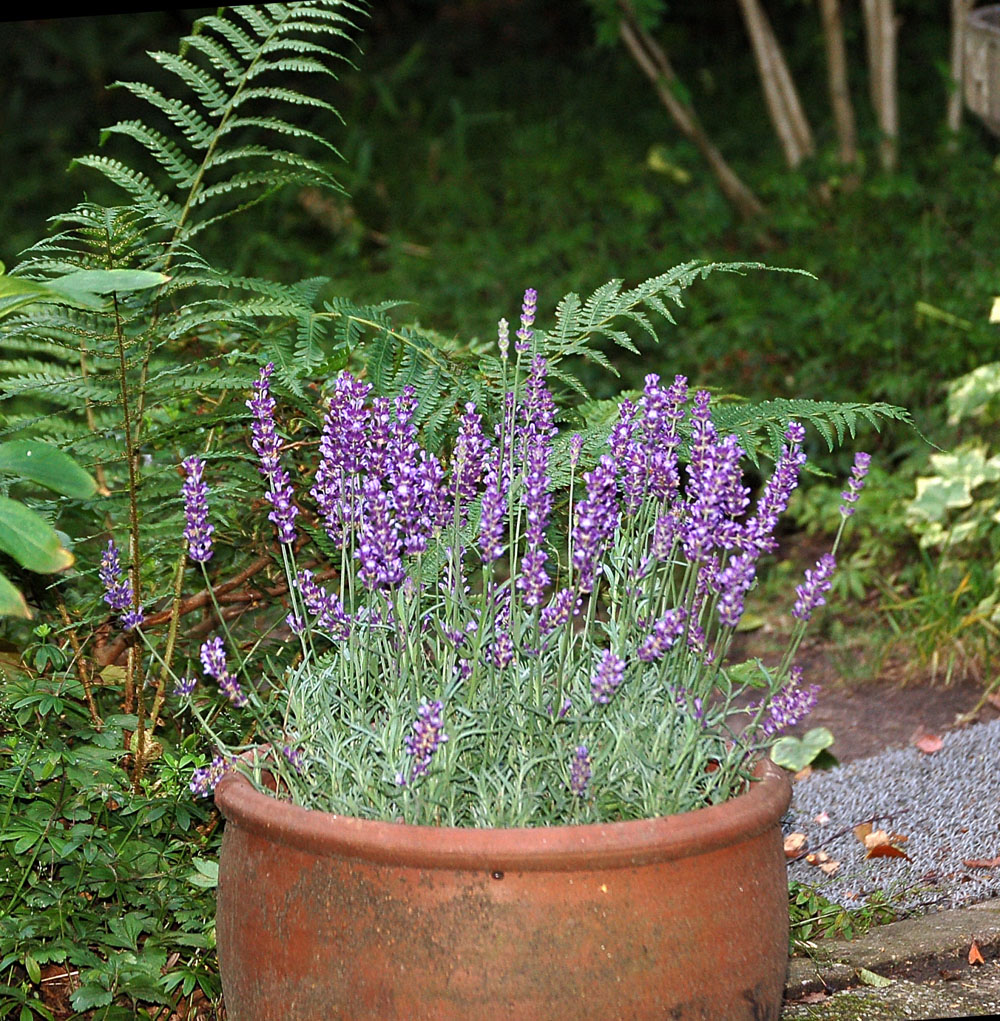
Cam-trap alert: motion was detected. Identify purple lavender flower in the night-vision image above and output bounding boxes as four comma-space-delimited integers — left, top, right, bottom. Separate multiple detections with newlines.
398, 700, 448, 786
840, 451, 872, 517
356, 477, 404, 589
714, 552, 757, 629
173, 675, 196, 696
293, 570, 350, 639
571, 455, 620, 593
591, 649, 626, 704
189, 754, 234, 796
451, 403, 490, 512
650, 510, 679, 560
478, 398, 515, 563
681, 397, 748, 561
641, 374, 687, 503
757, 668, 818, 738
743, 421, 807, 556
792, 553, 836, 622
515, 287, 537, 353
490, 629, 515, 670
539, 587, 577, 635
247, 363, 298, 544
181, 455, 214, 563
312, 371, 371, 544
637, 609, 687, 662
199, 635, 247, 707
282, 744, 306, 774
568, 745, 591, 798
98, 539, 144, 631
517, 356, 556, 606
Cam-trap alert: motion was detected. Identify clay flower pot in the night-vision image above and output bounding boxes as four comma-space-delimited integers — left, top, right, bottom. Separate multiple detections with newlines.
214, 759, 791, 1020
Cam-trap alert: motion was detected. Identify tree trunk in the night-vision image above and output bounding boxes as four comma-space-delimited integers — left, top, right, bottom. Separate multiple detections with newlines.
819, 0, 858, 164
736, 0, 815, 168
948, 0, 975, 132
618, 11, 766, 219
861, 0, 899, 170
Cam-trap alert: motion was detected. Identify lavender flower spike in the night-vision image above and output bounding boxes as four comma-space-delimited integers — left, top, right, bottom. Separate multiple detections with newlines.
515, 287, 537, 353
247, 363, 298, 545
758, 667, 819, 738
569, 745, 592, 798
398, 700, 448, 786
189, 754, 234, 797
98, 539, 144, 631
199, 635, 248, 707
792, 553, 836, 622
591, 649, 626, 704
840, 451, 872, 517
181, 455, 214, 563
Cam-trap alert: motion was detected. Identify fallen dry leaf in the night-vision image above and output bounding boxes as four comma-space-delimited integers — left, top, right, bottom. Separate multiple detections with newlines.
962, 855, 1000, 869
806, 851, 830, 866
784, 832, 808, 858
969, 940, 985, 966
854, 821, 873, 843
863, 828, 909, 849
794, 991, 828, 1004
818, 859, 841, 876
814, 810, 830, 826
865, 843, 912, 861
914, 732, 943, 754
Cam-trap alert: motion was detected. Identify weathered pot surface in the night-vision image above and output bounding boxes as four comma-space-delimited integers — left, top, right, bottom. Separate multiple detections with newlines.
215, 759, 792, 1020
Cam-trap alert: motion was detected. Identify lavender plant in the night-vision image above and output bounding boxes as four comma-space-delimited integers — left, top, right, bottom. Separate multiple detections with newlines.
116, 289, 870, 828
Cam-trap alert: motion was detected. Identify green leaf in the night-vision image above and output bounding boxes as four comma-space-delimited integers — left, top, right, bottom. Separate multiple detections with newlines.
53, 268, 169, 297
0, 570, 31, 619
0, 440, 97, 499
70, 984, 114, 1011
770, 727, 836, 772
725, 658, 772, 689
188, 858, 219, 888
0, 498, 75, 574
23, 954, 41, 985
0, 267, 168, 318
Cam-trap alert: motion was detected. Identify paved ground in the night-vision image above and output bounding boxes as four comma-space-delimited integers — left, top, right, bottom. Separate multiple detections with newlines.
782, 899, 1000, 1019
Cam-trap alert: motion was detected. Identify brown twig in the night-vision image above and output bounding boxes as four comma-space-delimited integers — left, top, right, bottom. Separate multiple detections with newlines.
56, 597, 104, 731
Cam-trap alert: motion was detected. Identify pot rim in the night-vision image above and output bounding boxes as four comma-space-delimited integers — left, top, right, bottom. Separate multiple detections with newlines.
214, 758, 791, 871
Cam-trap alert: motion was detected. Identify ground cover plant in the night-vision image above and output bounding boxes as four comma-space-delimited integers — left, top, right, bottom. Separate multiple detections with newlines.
2, 2, 999, 1017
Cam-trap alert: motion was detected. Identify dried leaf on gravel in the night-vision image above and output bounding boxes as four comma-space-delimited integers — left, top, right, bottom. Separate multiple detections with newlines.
784, 832, 808, 858
913, 732, 944, 754
858, 827, 911, 860
969, 940, 985, 966
865, 843, 911, 860
962, 855, 1000, 869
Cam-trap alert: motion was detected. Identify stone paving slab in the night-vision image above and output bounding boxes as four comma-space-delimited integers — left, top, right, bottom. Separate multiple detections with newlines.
782, 899, 1000, 1019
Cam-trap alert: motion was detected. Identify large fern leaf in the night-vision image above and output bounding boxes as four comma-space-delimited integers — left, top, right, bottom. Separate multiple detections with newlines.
74, 2, 365, 254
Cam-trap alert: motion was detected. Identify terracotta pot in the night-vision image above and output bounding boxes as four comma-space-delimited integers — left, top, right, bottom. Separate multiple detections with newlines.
215, 759, 792, 1020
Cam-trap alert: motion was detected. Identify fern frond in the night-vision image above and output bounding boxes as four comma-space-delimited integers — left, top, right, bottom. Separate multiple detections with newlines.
710, 398, 912, 467
110, 83, 215, 149
148, 51, 230, 113
100, 121, 200, 186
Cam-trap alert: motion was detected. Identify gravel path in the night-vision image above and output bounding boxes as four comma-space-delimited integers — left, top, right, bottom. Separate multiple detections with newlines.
783, 717, 1000, 915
